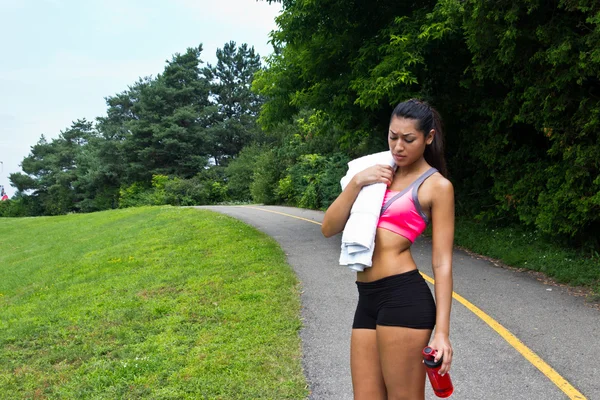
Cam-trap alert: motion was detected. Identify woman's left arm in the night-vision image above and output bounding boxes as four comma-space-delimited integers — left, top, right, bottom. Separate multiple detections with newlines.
428, 178, 455, 375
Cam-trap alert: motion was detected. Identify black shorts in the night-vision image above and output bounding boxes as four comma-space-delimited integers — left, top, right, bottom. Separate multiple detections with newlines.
352, 269, 436, 330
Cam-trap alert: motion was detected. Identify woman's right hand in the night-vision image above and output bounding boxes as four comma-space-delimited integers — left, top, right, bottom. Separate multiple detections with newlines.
353, 164, 395, 188
322, 164, 394, 237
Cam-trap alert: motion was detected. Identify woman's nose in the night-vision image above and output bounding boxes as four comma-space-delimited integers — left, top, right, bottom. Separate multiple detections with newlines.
394, 140, 404, 152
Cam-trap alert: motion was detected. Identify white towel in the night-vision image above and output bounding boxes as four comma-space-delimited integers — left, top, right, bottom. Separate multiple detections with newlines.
339, 151, 396, 271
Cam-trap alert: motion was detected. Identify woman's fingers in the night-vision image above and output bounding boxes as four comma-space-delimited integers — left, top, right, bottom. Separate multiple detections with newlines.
384, 166, 394, 181
439, 346, 453, 375
429, 338, 453, 375
356, 164, 394, 186
376, 165, 394, 185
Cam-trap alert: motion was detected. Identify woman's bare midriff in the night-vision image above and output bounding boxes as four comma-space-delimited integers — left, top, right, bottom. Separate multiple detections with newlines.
356, 228, 418, 282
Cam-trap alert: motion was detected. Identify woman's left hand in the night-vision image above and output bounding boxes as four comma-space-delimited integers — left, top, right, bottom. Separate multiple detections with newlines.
428, 333, 453, 375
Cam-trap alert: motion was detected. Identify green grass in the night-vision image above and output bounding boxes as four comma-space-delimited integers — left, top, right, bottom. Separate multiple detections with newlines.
452, 217, 600, 298
0, 206, 308, 399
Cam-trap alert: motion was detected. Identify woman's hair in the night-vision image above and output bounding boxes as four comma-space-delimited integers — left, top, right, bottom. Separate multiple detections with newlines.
390, 99, 447, 177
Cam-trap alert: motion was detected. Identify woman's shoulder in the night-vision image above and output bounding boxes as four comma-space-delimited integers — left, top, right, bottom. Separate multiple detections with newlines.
425, 172, 454, 201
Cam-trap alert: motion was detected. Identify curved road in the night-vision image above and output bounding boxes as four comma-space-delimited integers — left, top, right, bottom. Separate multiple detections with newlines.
197, 205, 599, 400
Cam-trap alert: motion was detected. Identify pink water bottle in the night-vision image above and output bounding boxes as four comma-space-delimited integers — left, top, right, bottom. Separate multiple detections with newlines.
423, 346, 454, 398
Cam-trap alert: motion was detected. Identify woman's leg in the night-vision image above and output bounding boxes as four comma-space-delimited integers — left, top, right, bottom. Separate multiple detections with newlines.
376, 325, 432, 400
351, 328, 386, 400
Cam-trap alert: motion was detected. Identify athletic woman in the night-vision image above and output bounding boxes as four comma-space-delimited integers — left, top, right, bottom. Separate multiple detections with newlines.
321, 99, 454, 399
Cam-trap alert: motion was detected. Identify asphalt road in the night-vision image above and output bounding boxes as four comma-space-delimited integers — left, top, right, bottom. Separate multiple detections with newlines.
197, 205, 599, 400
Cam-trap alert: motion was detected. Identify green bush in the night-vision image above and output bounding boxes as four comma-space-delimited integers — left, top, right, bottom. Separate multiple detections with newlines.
0, 199, 28, 218
277, 153, 349, 210
244, 110, 351, 209
251, 149, 282, 204
299, 183, 319, 209
225, 145, 264, 201
209, 181, 228, 203
163, 177, 208, 206
119, 170, 231, 208
118, 182, 156, 208
196, 167, 228, 204
150, 174, 169, 205
276, 175, 296, 204
320, 153, 351, 208
284, 154, 326, 208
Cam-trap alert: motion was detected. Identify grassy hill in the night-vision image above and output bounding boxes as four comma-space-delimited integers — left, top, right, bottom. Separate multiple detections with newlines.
0, 206, 307, 399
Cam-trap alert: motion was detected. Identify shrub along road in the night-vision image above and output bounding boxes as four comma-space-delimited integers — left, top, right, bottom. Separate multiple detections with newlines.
199, 205, 599, 400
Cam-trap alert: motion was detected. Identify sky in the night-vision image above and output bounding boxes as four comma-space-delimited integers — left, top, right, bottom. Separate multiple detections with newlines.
0, 0, 282, 197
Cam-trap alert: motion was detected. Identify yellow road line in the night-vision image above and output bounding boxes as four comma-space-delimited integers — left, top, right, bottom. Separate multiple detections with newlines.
238, 205, 587, 400
241, 206, 323, 226
420, 274, 586, 400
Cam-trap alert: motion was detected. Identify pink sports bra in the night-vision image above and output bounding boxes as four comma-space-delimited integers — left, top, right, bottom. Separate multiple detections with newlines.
377, 167, 438, 243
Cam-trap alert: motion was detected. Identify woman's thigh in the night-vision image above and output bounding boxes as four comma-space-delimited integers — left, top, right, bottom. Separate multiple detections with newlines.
376, 325, 432, 400
351, 328, 386, 400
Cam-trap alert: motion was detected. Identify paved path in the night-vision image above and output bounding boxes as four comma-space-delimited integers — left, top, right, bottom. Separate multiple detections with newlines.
197, 205, 599, 400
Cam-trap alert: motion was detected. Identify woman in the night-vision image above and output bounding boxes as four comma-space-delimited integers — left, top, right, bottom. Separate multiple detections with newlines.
322, 99, 454, 399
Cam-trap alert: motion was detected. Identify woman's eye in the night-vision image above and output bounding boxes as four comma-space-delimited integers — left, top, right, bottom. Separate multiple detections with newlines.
405, 139, 414, 143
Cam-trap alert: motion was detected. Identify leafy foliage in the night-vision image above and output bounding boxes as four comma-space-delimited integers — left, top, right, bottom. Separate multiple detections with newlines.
7, 1, 600, 249
10, 120, 97, 215
108, 46, 212, 182
456, 0, 600, 244
9, 42, 263, 215
118, 172, 230, 209
204, 42, 263, 166
256, 0, 600, 248
225, 144, 264, 201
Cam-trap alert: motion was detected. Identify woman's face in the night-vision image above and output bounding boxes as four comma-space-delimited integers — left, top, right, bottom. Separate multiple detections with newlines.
388, 116, 433, 167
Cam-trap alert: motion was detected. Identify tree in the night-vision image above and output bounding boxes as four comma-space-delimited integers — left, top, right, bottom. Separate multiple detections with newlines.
255, 0, 600, 244
204, 41, 263, 165
456, 0, 600, 241
14, 120, 97, 215
102, 46, 212, 184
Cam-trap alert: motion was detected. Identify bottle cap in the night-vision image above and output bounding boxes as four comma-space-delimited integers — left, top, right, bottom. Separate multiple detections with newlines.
423, 346, 443, 368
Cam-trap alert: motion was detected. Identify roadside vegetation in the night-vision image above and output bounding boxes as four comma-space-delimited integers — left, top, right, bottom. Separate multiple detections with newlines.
453, 218, 600, 298
3, 3, 599, 303
0, 207, 307, 399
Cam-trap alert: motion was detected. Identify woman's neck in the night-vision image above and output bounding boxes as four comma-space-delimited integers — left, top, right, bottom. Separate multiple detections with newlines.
395, 157, 429, 177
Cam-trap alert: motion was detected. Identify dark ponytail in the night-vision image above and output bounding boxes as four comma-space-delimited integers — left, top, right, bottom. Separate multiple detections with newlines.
390, 99, 448, 177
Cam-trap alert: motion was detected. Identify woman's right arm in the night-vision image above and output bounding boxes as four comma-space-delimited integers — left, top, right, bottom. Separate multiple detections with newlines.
321, 164, 394, 237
